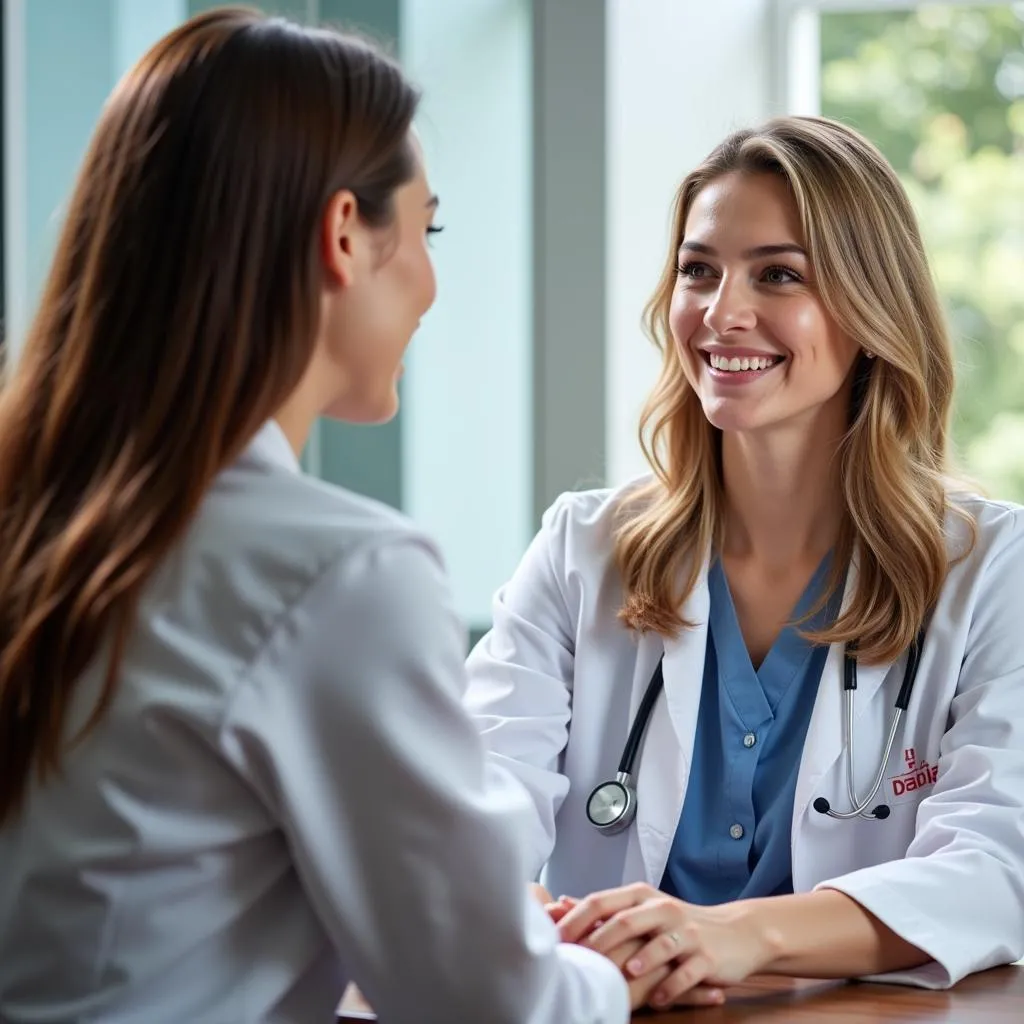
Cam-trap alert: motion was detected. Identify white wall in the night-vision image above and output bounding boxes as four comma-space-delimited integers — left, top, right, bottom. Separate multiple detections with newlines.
605, 0, 777, 484
400, 0, 532, 626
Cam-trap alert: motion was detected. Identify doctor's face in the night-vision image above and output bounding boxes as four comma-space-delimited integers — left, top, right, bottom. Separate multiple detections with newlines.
669, 171, 861, 438
318, 137, 439, 424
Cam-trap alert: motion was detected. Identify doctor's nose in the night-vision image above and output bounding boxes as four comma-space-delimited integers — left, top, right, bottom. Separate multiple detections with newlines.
703, 280, 757, 335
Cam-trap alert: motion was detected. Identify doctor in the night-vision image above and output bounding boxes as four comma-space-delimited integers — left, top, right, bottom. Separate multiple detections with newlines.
0, 9, 629, 1023
465, 115, 1024, 1011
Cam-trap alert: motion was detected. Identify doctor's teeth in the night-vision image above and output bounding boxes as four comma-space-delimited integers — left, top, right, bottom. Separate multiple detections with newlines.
709, 354, 777, 372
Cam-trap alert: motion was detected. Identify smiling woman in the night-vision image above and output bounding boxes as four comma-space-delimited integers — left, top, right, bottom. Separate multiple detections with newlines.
616, 117, 959, 664
464, 114, 1024, 1013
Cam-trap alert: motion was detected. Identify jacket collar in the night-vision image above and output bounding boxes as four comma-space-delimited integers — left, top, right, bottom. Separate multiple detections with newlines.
241, 419, 302, 475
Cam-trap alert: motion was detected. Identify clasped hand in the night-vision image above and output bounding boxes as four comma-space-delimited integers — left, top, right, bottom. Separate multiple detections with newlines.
551, 882, 776, 1010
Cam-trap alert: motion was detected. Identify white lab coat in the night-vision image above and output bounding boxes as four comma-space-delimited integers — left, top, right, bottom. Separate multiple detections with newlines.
465, 482, 1024, 990
0, 422, 628, 1024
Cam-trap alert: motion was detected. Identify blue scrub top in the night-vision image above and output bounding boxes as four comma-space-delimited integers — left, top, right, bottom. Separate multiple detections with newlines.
660, 555, 843, 905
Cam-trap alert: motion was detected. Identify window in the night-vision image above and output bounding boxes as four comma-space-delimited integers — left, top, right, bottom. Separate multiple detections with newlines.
780, 1, 1024, 501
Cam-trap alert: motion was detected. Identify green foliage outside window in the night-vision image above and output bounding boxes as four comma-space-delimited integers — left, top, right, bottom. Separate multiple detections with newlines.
821, 4, 1024, 501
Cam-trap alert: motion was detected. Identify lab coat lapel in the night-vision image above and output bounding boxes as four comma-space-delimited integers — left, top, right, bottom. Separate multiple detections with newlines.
632, 553, 710, 887
792, 555, 897, 823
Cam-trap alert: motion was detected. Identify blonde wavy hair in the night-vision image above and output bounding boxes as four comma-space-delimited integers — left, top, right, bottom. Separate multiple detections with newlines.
614, 115, 973, 665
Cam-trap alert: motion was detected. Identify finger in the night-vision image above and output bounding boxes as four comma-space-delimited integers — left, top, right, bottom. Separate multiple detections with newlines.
543, 902, 564, 922
619, 926, 694, 976
602, 938, 645, 972
556, 883, 654, 944
582, 901, 683, 955
528, 882, 553, 905
647, 954, 716, 1009
606, 942, 723, 1010
650, 984, 725, 1009
543, 898, 576, 924
627, 964, 673, 1012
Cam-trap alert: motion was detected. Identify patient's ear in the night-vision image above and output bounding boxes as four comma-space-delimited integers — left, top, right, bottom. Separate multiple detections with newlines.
320, 189, 363, 288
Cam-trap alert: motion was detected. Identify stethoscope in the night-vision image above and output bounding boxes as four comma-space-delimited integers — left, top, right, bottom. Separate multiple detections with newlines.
585, 627, 927, 835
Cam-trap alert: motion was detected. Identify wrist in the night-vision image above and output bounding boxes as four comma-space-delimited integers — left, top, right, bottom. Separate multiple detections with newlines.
732, 898, 787, 973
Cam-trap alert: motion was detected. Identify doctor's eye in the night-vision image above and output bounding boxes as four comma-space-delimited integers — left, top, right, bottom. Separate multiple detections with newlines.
761, 265, 803, 285
677, 261, 715, 281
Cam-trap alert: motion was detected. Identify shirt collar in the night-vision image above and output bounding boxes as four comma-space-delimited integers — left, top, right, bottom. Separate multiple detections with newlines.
242, 418, 302, 475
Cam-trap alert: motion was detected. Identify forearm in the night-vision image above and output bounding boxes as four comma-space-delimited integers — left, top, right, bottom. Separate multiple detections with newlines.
738, 889, 931, 979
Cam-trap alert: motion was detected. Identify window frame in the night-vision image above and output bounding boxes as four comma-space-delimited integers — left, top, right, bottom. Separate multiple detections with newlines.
773, 0, 1005, 113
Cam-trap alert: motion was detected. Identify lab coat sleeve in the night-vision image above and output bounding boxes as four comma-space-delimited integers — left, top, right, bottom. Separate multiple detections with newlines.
463, 495, 579, 879
816, 516, 1024, 988
219, 534, 627, 1024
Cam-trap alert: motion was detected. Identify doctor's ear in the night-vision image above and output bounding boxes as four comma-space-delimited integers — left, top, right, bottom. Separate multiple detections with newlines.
320, 189, 363, 288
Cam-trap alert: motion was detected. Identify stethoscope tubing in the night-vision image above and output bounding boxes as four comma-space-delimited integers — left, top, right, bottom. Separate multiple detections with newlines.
587, 627, 927, 833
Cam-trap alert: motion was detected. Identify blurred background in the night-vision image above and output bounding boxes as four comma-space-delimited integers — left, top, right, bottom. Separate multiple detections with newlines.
2, 0, 1022, 641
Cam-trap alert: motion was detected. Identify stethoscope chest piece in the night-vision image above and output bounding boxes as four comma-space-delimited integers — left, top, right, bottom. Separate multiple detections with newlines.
586, 659, 666, 836
586, 772, 637, 834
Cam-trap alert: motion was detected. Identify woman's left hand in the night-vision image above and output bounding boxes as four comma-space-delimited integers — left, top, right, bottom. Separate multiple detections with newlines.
557, 883, 777, 1009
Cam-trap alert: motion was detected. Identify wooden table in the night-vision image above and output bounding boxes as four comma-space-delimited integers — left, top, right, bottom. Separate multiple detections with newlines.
642, 967, 1024, 1021
337, 965, 1023, 1021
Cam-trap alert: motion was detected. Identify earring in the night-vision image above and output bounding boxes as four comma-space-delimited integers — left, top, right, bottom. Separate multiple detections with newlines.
864, 350, 876, 360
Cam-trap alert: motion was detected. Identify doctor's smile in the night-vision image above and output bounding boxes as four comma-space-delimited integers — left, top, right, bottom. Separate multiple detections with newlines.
700, 346, 786, 382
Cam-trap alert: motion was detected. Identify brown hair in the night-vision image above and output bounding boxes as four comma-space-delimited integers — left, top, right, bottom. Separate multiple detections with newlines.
0, 6, 419, 822
614, 116, 971, 663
